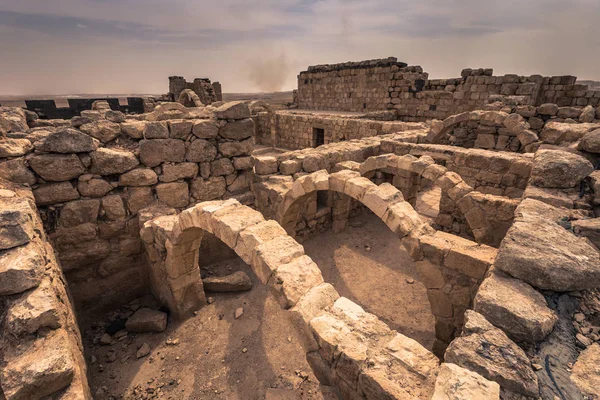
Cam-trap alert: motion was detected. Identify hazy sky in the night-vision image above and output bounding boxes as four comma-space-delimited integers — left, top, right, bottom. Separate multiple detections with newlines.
1, 0, 599, 95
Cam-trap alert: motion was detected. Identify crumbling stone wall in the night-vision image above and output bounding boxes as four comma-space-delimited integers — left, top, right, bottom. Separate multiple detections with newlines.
428, 104, 600, 151
296, 58, 600, 121
0, 179, 91, 399
380, 141, 533, 198
168, 76, 222, 104
0, 102, 255, 311
442, 145, 600, 399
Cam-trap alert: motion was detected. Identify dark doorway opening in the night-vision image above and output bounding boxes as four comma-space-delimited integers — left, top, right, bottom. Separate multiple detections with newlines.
313, 128, 325, 147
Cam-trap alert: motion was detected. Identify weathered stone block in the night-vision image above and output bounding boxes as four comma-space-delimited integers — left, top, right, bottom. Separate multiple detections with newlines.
90, 147, 139, 175
0, 197, 36, 250
80, 120, 121, 143
432, 363, 500, 400
125, 308, 167, 332
214, 101, 251, 120
186, 139, 217, 163
269, 255, 324, 308
119, 168, 158, 186
59, 199, 100, 228
474, 271, 557, 344
33, 182, 80, 205
192, 120, 219, 139
139, 139, 185, 167
5, 282, 64, 336
156, 182, 189, 208
252, 235, 304, 283
190, 177, 226, 201
28, 154, 86, 182
34, 129, 97, 153
1, 332, 76, 400
0, 242, 44, 295
219, 118, 254, 140
445, 311, 539, 396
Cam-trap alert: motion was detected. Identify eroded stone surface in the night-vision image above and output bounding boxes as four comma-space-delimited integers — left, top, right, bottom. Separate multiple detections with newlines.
495, 199, 600, 291
431, 363, 500, 400
445, 311, 539, 396
1, 332, 76, 400
0, 242, 44, 295
474, 271, 557, 344
571, 343, 600, 399
530, 150, 593, 189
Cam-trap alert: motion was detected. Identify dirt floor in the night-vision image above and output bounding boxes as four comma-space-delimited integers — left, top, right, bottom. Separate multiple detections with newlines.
83, 211, 435, 399
302, 211, 435, 350
83, 259, 335, 400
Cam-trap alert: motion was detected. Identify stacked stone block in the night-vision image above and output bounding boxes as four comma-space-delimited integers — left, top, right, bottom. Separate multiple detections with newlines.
296, 59, 600, 121
254, 110, 425, 150
0, 102, 255, 310
0, 180, 91, 399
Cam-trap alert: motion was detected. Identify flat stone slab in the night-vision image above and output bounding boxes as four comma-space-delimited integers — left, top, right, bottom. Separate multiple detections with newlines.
474, 271, 557, 344
125, 308, 167, 333
202, 271, 252, 292
495, 198, 600, 292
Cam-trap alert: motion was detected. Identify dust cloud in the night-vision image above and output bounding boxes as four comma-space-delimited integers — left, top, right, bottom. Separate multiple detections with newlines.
248, 52, 291, 92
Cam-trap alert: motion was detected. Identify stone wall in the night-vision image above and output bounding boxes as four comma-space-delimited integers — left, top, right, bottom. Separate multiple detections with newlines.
0, 102, 255, 311
296, 58, 600, 121
0, 179, 91, 399
379, 141, 533, 198
254, 110, 425, 150
428, 104, 600, 151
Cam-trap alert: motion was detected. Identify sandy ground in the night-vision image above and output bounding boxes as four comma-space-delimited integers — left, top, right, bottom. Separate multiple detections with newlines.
84, 259, 334, 400
302, 212, 435, 349
84, 211, 435, 399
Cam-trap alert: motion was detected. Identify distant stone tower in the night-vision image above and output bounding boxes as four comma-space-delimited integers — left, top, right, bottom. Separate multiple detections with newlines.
168, 76, 222, 105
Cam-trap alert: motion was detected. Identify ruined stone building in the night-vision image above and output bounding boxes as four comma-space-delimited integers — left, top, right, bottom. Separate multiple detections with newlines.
168, 76, 223, 105
0, 58, 600, 400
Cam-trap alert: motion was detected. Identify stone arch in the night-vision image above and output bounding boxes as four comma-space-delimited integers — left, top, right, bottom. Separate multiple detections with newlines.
140, 200, 458, 397
177, 88, 204, 107
140, 199, 324, 318
249, 100, 277, 147
358, 154, 518, 247
273, 168, 497, 354
146, 102, 190, 121
276, 169, 432, 240
425, 110, 540, 151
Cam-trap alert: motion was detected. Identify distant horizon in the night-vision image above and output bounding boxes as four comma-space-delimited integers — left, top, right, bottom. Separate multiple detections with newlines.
0, 90, 296, 98
1, 1, 600, 95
